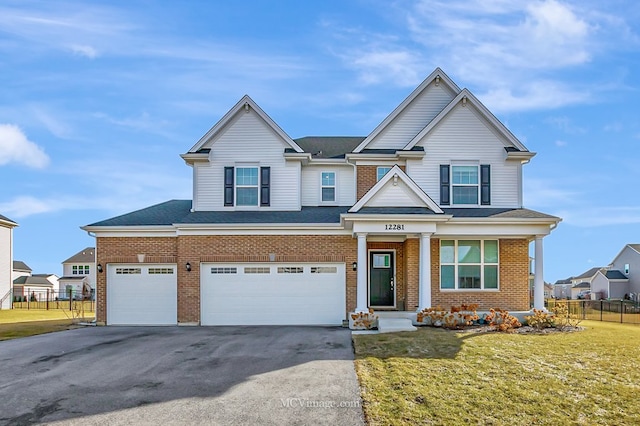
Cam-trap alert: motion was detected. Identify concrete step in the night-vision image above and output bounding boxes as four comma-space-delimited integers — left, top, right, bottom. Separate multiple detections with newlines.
377, 317, 417, 333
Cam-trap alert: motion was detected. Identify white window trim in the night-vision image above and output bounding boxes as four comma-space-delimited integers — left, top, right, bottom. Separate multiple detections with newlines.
376, 166, 392, 182
320, 170, 337, 204
235, 165, 259, 209
440, 239, 499, 291
451, 163, 480, 207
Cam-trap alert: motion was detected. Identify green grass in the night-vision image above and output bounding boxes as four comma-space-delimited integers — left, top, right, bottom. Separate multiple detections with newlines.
353, 321, 640, 425
0, 308, 95, 341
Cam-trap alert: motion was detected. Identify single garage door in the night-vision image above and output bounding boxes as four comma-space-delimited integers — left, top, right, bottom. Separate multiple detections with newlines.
107, 264, 177, 325
201, 263, 345, 326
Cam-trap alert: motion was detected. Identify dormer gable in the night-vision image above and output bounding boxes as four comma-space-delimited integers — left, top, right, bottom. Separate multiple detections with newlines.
353, 68, 460, 153
349, 165, 443, 213
183, 95, 303, 163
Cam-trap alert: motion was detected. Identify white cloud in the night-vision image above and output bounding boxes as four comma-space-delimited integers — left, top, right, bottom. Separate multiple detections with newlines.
0, 196, 56, 218
555, 140, 568, 147
545, 116, 587, 134
524, 178, 580, 208
70, 44, 98, 58
0, 124, 50, 168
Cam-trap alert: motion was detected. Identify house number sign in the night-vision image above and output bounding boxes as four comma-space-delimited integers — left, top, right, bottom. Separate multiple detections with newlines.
384, 224, 405, 231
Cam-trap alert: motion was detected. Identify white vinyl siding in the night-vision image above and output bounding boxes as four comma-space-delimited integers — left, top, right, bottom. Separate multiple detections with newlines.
366, 179, 425, 207
366, 82, 455, 150
0, 226, 11, 309
407, 104, 520, 207
193, 110, 300, 211
301, 165, 355, 206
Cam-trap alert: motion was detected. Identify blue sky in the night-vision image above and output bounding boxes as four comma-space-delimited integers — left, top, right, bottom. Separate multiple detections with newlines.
1, 0, 639, 282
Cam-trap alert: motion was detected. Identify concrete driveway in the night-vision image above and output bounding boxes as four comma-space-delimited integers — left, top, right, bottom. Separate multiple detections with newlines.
0, 326, 364, 425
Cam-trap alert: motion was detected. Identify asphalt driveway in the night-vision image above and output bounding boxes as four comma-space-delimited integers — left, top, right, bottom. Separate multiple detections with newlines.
0, 326, 364, 425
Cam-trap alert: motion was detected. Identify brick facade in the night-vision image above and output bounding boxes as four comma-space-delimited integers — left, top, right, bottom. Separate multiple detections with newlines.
96, 235, 530, 324
356, 165, 405, 200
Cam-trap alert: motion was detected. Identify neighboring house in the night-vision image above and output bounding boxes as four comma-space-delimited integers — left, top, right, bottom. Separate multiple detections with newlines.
12, 274, 58, 301
82, 68, 561, 327
544, 283, 553, 299
553, 278, 573, 299
12, 260, 32, 281
590, 244, 640, 300
0, 214, 18, 309
58, 247, 96, 299
571, 282, 591, 300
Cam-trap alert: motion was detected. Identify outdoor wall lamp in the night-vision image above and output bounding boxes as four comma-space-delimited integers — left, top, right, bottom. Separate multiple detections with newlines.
186, 262, 192, 272
97, 264, 103, 273
352, 262, 357, 271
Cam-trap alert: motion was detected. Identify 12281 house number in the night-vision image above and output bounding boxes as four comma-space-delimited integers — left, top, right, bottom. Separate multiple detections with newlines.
385, 224, 405, 231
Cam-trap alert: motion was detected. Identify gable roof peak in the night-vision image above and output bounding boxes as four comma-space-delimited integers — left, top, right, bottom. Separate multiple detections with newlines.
187, 95, 303, 154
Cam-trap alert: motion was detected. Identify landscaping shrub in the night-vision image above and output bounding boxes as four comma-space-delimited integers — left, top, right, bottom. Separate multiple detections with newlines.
485, 308, 522, 332
552, 301, 582, 331
525, 309, 555, 330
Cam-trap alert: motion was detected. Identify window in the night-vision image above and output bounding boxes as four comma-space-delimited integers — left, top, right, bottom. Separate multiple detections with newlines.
72, 265, 90, 275
277, 266, 304, 274
377, 167, 391, 181
321, 171, 336, 202
311, 266, 337, 274
116, 268, 141, 274
452, 166, 478, 205
236, 167, 259, 206
440, 164, 490, 206
624, 264, 630, 275
211, 267, 237, 274
440, 240, 498, 290
244, 267, 270, 274
148, 268, 174, 274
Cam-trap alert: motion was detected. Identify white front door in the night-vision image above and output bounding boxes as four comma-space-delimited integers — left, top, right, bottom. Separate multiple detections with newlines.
200, 263, 345, 325
107, 264, 177, 325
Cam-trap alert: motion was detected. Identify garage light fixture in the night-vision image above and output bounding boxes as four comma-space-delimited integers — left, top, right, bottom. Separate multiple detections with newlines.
352, 262, 357, 271
185, 262, 192, 272
97, 264, 103, 273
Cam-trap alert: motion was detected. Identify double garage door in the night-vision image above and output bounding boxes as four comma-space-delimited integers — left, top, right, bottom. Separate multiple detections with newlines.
106, 263, 345, 326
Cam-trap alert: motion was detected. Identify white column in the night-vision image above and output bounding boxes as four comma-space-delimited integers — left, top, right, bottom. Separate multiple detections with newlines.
534, 235, 545, 310
355, 233, 368, 312
418, 233, 432, 310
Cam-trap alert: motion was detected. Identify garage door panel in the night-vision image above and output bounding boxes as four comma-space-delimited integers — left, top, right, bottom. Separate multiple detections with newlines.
107, 264, 177, 325
201, 263, 345, 326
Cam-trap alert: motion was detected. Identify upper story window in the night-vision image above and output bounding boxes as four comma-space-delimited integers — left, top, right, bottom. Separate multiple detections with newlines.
321, 171, 336, 203
72, 265, 90, 275
236, 167, 259, 206
224, 166, 270, 207
440, 164, 490, 206
377, 167, 392, 181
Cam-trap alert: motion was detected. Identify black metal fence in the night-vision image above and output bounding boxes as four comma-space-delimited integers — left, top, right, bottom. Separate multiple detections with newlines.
546, 299, 640, 325
11, 289, 95, 312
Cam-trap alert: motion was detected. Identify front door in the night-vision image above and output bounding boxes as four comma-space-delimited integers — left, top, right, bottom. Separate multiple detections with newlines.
369, 251, 394, 307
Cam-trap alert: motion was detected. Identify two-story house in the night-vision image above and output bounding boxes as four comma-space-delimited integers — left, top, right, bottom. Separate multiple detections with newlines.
83, 68, 561, 326
591, 244, 639, 300
1, 214, 18, 309
57, 247, 96, 299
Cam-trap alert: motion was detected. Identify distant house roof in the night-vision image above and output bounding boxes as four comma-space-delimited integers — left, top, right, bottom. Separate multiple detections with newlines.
12, 260, 32, 272
628, 244, 640, 253
572, 282, 591, 289
13, 276, 54, 287
32, 273, 58, 279
62, 247, 96, 264
293, 136, 365, 158
59, 276, 89, 281
554, 278, 573, 285
0, 213, 17, 227
573, 267, 603, 280
86, 200, 560, 228
605, 270, 628, 280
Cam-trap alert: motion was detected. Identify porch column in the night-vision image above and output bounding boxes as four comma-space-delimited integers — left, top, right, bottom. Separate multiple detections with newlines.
418, 232, 432, 310
534, 235, 545, 310
355, 233, 368, 312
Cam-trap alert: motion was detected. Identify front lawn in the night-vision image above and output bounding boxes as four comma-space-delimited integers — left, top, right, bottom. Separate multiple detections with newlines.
0, 309, 94, 341
353, 321, 640, 425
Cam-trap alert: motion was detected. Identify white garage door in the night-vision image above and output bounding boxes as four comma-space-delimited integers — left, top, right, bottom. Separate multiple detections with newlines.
201, 263, 346, 326
107, 264, 177, 325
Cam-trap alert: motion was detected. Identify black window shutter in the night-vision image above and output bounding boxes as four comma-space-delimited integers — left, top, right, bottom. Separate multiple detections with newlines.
224, 167, 234, 206
440, 165, 450, 205
481, 164, 491, 205
260, 166, 270, 206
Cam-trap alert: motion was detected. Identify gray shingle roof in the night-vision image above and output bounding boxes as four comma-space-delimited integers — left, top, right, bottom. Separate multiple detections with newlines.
13, 276, 54, 286
574, 267, 603, 280
59, 276, 88, 281
628, 244, 640, 253
62, 247, 96, 264
87, 200, 560, 227
605, 270, 628, 280
293, 137, 365, 158
572, 281, 591, 289
12, 260, 32, 272
554, 278, 573, 285
0, 213, 17, 225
